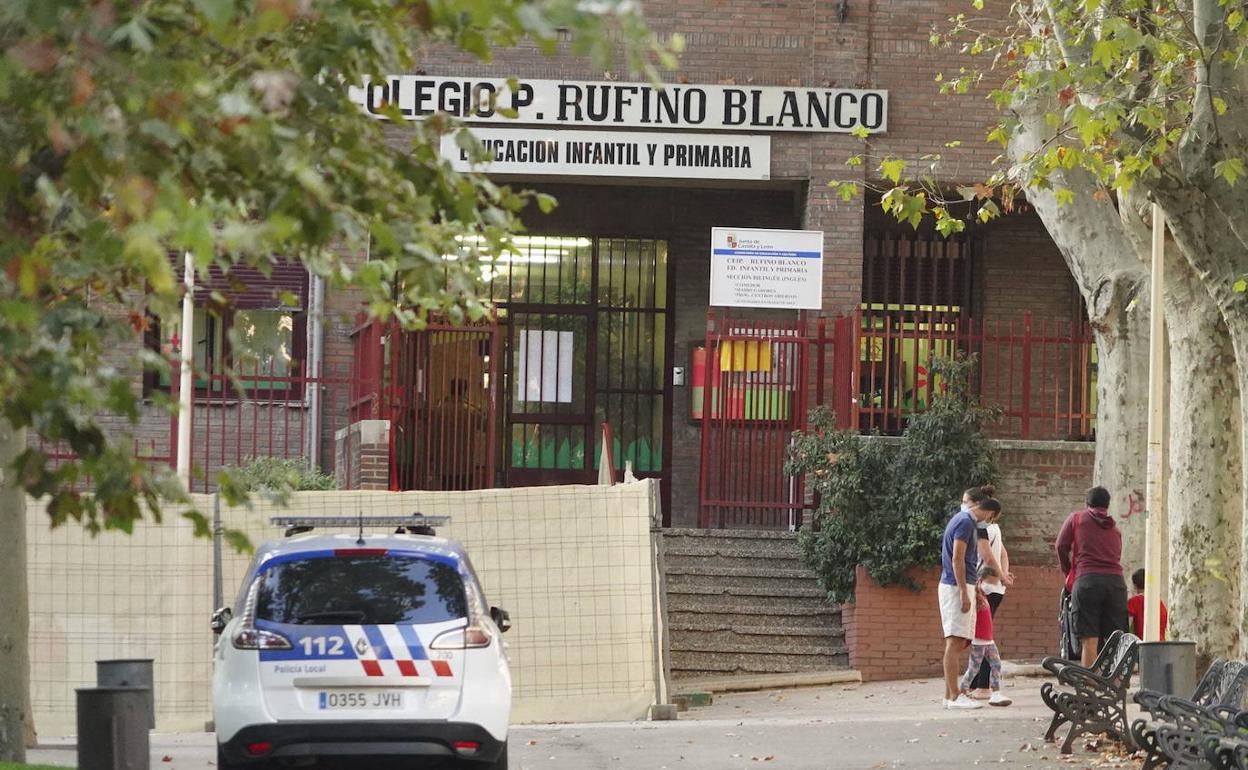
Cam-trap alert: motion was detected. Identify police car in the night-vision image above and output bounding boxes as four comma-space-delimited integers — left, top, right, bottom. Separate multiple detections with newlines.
211, 516, 512, 768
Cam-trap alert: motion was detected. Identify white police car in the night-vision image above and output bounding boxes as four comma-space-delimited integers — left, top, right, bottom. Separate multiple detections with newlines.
211, 516, 512, 768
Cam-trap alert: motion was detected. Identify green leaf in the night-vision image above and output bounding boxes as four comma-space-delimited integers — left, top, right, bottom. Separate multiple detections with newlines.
1213, 97, 1228, 116
1234, 278, 1248, 293
1091, 39, 1122, 69
835, 182, 859, 202
880, 158, 906, 184
851, 125, 871, 139
1054, 188, 1076, 206
191, 0, 235, 29
1215, 157, 1245, 186
223, 528, 254, 554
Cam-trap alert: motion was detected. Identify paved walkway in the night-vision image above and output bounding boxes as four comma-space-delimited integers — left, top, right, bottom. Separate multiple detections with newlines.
27, 675, 1143, 769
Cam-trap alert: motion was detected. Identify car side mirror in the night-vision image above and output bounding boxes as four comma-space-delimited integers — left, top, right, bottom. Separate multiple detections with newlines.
490, 606, 511, 634
211, 607, 232, 635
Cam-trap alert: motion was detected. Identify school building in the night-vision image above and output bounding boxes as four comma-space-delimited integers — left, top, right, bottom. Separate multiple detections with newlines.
65, 1, 1096, 541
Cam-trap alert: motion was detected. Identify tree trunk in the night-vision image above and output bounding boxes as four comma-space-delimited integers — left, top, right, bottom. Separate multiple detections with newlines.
1117, 191, 1243, 652
1009, 93, 1152, 562
1164, 255, 1242, 657
1146, 182, 1248, 657
0, 419, 28, 762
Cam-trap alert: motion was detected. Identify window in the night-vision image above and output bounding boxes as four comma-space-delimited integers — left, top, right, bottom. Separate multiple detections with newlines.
253, 554, 467, 626
145, 261, 310, 398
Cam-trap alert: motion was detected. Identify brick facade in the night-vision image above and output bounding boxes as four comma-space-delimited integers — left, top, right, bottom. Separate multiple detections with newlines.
40, 1, 1091, 518
843, 564, 1065, 682
993, 442, 1096, 566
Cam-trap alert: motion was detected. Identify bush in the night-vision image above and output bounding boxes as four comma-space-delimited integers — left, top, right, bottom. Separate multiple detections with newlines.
787, 355, 998, 603
222, 456, 336, 503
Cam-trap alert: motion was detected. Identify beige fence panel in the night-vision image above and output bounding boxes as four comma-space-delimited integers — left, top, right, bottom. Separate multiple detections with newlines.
27, 481, 663, 735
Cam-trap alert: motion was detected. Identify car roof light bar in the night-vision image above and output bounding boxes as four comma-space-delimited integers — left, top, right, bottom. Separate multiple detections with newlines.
271, 514, 450, 539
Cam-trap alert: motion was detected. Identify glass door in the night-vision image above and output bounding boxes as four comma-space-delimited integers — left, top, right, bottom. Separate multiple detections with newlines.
489, 236, 669, 488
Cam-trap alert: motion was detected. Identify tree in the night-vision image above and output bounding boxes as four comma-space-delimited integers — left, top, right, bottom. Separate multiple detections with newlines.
835, 0, 1248, 657
0, 0, 674, 759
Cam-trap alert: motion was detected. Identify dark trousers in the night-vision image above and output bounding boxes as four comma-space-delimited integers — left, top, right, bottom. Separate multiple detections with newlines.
971, 592, 1005, 689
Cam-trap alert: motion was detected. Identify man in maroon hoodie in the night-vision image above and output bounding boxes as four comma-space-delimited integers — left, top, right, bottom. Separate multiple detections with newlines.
1055, 486, 1129, 667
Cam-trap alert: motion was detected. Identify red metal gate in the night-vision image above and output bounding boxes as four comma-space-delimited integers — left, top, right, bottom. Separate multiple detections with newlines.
697, 313, 815, 530
350, 316, 500, 491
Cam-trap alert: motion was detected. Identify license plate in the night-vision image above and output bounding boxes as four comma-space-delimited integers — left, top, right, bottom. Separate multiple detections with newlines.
318, 690, 404, 710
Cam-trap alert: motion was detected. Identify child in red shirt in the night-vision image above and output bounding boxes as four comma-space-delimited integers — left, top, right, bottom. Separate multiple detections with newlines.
1126, 568, 1168, 639
959, 566, 1011, 706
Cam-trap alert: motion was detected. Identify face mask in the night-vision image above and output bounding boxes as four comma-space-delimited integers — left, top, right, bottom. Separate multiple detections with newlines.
960, 504, 971, 514
976, 520, 990, 530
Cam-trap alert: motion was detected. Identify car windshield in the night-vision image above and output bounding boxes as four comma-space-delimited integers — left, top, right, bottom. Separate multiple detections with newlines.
254, 554, 467, 625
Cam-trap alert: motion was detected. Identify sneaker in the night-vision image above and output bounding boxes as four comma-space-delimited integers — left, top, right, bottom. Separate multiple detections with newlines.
945, 694, 984, 710
988, 692, 1012, 707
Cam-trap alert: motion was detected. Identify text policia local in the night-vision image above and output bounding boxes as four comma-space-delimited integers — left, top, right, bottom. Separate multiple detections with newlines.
358, 77, 888, 133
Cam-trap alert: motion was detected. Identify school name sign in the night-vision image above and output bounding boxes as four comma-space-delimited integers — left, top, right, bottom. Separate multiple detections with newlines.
443, 128, 771, 180
349, 77, 888, 134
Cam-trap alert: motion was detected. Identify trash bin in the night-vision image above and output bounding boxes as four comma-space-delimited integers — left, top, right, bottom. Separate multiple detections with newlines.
76, 686, 151, 770
1138, 641, 1198, 697
97, 658, 155, 729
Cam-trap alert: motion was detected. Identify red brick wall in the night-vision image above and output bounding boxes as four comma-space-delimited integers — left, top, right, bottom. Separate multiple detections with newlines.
994, 442, 1095, 566
843, 564, 1065, 682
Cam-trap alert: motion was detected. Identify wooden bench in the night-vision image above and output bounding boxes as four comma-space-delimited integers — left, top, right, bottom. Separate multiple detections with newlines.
1040, 630, 1141, 754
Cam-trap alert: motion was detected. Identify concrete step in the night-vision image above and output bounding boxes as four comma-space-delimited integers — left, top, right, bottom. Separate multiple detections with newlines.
669, 630, 846, 657
667, 610, 840, 631
669, 621, 842, 638
665, 589, 837, 617
666, 571, 821, 593
666, 582, 828, 600
666, 564, 817, 581
662, 529, 805, 560
663, 556, 808, 574
670, 650, 851, 677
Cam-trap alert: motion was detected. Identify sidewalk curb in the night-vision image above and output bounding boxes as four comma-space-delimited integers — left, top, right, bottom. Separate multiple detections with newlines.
1002, 662, 1048, 679
675, 669, 863, 695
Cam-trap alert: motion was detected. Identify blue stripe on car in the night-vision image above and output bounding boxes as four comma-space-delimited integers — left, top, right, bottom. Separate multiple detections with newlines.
397, 624, 430, 660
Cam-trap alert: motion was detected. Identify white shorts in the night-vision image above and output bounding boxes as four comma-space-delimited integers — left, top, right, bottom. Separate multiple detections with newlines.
938, 582, 975, 640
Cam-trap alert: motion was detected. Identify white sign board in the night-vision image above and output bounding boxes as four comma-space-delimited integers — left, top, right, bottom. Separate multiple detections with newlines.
516, 330, 574, 403
349, 77, 888, 134
709, 228, 824, 310
442, 128, 770, 180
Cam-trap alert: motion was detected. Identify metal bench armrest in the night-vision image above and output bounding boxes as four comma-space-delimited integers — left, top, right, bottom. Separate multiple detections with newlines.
1057, 665, 1118, 695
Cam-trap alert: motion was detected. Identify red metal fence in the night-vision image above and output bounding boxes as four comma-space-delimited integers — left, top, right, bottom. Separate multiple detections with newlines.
697, 310, 1096, 529
182, 365, 363, 493
854, 309, 1096, 440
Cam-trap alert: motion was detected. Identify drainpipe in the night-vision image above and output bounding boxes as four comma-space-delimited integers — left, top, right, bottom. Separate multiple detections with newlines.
306, 273, 325, 469
176, 252, 194, 488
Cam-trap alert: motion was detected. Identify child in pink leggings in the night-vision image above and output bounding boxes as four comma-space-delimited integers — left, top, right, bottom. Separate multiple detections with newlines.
960, 565, 1012, 706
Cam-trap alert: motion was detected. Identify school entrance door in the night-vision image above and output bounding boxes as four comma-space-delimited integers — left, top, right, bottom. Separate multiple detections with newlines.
490, 236, 672, 495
